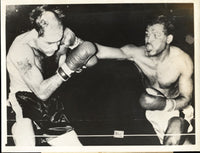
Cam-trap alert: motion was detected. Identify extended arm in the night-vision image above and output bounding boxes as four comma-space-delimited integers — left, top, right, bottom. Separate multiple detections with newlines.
95, 43, 138, 61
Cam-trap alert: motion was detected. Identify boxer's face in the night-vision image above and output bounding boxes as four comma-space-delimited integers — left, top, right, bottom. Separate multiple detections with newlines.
36, 12, 64, 56
145, 24, 169, 57
37, 29, 63, 56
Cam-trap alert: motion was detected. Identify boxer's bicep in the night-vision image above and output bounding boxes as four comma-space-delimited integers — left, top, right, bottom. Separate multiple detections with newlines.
176, 74, 193, 109
13, 52, 62, 100
179, 68, 193, 101
18, 61, 44, 89
12, 47, 44, 91
177, 56, 193, 108
95, 43, 129, 60
121, 45, 147, 63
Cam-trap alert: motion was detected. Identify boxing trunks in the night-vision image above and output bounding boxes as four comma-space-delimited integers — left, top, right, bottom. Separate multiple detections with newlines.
15, 91, 73, 135
145, 105, 194, 144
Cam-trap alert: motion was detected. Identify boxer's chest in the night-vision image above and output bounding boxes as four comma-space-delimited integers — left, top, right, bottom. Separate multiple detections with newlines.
156, 63, 180, 88
138, 58, 180, 89
146, 60, 180, 90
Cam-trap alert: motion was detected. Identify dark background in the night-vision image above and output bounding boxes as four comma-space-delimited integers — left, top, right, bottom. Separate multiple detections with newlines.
6, 4, 194, 145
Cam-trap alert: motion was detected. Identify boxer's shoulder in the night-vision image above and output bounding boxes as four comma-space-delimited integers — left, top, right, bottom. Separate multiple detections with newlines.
121, 44, 140, 50
170, 46, 193, 74
13, 30, 36, 44
170, 46, 193, 64
170, 46, 190, 59
8, 41, 35, 65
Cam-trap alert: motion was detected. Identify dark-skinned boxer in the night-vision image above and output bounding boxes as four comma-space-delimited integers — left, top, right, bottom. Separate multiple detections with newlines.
93, 15, 194, 145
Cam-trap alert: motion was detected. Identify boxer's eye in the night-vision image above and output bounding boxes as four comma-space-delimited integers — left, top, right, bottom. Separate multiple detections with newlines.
47, 40, 60, 45
154, 32, 162, 38
47, 42, 54, 45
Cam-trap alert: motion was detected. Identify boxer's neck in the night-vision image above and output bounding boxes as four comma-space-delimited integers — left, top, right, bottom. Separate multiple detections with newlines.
150, 45, 170, 63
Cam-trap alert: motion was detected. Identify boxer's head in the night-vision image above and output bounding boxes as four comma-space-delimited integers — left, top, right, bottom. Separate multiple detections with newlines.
29, 5, 65, 56
145, 15, 175, 57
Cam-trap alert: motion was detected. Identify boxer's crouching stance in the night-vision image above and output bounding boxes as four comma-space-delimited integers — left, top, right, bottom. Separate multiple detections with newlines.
7, 5, 97, 146
94, 15, 194, 145
8, 41, 97, 146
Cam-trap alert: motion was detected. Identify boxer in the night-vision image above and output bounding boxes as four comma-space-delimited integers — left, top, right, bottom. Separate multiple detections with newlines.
7, 5, 97, 146
93, 15, 194, 145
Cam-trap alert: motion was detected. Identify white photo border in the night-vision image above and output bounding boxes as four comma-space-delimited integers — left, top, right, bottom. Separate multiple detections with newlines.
1, 0, 200, 152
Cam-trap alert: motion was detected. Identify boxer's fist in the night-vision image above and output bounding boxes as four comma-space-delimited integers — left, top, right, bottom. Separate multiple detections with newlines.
65, 41, 97, 71
139, 88, 166, 110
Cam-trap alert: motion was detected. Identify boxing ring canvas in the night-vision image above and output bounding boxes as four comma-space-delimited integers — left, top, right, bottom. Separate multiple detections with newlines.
1, 0, 200, 152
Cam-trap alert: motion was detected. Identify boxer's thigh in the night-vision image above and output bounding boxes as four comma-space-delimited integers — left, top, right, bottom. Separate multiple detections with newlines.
164, 117, 187, 145
12, 118, 35, 146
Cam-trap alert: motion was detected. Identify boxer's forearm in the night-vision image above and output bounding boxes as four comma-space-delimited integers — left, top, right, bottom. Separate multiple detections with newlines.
33, 74, 64, 101
174, 95, 192, 110
13, 56, 64, 101
38, 41, 98, 100
14, 58, 64, 101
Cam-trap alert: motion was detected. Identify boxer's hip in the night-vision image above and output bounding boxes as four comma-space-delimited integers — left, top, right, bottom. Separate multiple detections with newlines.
14, 91, 72, 135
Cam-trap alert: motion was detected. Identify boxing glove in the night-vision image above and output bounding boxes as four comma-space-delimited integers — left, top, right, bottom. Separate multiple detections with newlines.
140, 88, 176, 111
57, 41, 97, 81
65, 41, 97, 71
139, 88, 166, 110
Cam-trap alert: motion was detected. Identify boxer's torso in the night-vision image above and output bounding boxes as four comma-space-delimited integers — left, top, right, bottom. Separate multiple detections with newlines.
134, 46, 189, 99
7, 29, 64, 95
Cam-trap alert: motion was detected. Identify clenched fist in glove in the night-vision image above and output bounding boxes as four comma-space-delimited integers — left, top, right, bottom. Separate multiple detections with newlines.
139, 88, 177, 111
66, 41, 97, 70
56, 41, 98, 81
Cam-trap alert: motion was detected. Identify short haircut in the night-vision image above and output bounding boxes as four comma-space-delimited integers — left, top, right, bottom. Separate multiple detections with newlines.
147, 15, 175, 35
29, 5, 65, 36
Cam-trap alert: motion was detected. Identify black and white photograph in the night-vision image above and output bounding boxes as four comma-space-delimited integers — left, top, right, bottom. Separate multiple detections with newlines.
1, 0, 200, 152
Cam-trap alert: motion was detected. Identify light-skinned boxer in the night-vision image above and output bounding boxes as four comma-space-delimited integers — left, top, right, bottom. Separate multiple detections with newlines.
7, 5, 97, 146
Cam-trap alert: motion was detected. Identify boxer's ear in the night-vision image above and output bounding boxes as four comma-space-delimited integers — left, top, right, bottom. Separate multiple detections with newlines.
167, 34, 173, 44
40, 19, 48, 27
36, 17, 48, 28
